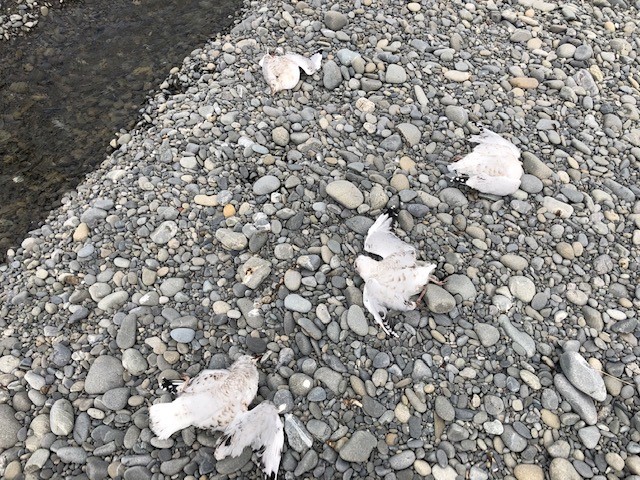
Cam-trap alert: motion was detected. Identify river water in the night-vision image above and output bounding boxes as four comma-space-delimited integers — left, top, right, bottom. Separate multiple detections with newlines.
0, 0, 241, 260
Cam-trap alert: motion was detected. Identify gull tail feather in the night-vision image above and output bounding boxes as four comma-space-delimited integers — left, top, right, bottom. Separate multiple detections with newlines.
416, 264, 437, 288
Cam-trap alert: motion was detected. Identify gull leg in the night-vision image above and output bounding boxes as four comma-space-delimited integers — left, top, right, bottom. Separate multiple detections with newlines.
416, 277, 446, 305
416, 286, 428, 306
177, 374, 192, 393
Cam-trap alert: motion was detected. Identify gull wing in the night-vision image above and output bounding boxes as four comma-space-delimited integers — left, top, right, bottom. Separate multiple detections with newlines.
215, 402, 284, 480
364, 213, 416, 262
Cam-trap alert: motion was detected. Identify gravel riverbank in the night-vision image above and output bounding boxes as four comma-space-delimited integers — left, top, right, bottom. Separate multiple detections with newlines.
1, 0, 640, 479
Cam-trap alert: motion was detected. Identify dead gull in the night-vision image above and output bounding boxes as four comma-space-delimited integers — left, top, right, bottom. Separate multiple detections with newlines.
259, 51, 322, 94
355, 211, 442, 337
447, 130, 523, 196
149, 355, 284, 479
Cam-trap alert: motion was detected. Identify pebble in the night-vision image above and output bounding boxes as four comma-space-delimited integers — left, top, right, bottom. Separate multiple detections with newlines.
324, 10, 348, 30
25, 449, 50, 473
553, 374, 597, 425
389, 451, 415, 470
346, 305, 369, 336
284, 294, 312, 313
500, 254, 528, 271
253, 175, 281, 195
498, 316, 536, 357
284, 414, 313, 452
50, 398, 75, 435
508, 276, 536, 302
444, 70, 470, 82
509, 77, 539, 89
239, 257, 271, 289
542, 197, 574, 218
549, 458, 582, 480
439, 187, 468, 206
323, 60, 342, 90
215, 229, 248, 250
326, 180, 364, 209
519, 370, 541, 390
432, 465, 458, 480
85, 356, 124, 394
559, 351, 607, 401
577, 425, 601, 449
386, 64, 407, 84
215, 448, 252, 474
0, 404, 21, 449
160, 278, 185, 297
73, 222, 90, 241
395, 403, 411, 423
474, 323, 500, 347
150, 221, 177, 244
272, 126, 290, 146
57, 447, 88, 464
444, 274, 476, 300
102, 387, 130, 410
170, 327, 195, 343
444, 105, 468, 126
434, 395, 455, 421
396, 123, 421, 146
338, 430, 377, 462
514, 464, 544, 480
501, 424, 528, 452
121, 348, 146, 376
97, 291, 129, 310
627, 456, 640, 474
425, 285, 456, 313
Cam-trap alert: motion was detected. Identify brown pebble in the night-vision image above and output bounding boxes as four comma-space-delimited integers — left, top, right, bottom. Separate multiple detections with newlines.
223, 204, 236, 218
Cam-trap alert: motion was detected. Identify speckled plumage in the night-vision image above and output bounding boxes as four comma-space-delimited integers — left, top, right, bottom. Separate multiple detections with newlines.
448, 130, 523, 195
149, 355, 284, 479
355, 213, 437, 337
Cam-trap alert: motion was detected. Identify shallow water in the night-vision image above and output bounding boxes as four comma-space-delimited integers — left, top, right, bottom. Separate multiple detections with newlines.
0, 0, 241, 259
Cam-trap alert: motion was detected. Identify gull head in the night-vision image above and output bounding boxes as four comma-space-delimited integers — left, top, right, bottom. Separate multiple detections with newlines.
355, 255, 377, 280
234, 354, 258, 368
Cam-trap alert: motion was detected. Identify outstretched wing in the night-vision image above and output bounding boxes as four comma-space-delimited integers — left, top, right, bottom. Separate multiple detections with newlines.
215, 402, 284, 480
364, 213, 416, 262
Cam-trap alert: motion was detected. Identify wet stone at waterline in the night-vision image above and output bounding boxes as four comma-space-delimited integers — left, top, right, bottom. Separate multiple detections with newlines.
0, 0, 241, 260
